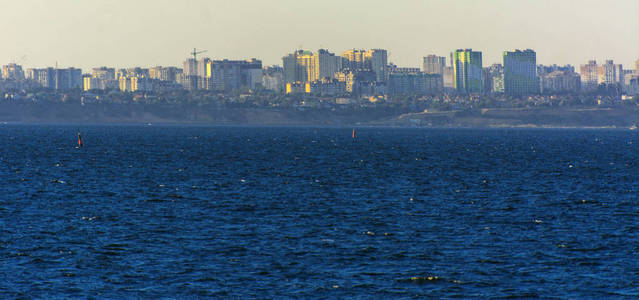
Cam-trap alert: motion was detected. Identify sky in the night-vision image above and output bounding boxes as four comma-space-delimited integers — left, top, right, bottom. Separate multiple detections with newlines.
1, 0, 637, 71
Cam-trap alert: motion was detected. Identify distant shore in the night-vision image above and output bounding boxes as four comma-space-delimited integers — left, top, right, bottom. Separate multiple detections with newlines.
1, 102, 638, 129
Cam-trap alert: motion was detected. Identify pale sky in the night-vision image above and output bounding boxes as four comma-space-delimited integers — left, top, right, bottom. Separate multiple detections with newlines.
1, 0, 637, 71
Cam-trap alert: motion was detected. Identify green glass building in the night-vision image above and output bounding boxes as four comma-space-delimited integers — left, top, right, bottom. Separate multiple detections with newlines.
503, 49, 539, 95
452, 49, 483, 93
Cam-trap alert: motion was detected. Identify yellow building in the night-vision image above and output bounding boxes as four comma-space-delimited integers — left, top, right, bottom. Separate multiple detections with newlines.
341, 49, 387, 82
335, 71, 355, 93
131, 77, 139, 92
285, 82, 308, 94
83, 76, 95, 91
283, 49, 342, 83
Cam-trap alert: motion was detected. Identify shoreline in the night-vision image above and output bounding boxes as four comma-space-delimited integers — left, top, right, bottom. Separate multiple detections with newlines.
1, 103, 638, 129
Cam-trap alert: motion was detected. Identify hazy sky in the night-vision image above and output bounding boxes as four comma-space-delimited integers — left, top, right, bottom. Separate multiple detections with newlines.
1, 0, 637, 71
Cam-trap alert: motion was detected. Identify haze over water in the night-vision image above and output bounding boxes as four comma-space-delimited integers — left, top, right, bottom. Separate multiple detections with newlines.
2, 125, 638, 298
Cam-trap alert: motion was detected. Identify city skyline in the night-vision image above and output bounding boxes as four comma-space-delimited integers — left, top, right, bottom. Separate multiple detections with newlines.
1, 0, 637, 71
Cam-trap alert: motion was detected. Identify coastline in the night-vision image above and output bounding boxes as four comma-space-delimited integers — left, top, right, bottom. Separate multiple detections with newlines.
1, 102, 638, 129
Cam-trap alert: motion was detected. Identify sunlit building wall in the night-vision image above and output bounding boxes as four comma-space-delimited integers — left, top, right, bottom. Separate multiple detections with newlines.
2, 63, 24, 80
452, 49, 483, 93
341, 49, 388, 82
423, 55, 445, 75
597, 60, 623, 85
580, 60, 599, 90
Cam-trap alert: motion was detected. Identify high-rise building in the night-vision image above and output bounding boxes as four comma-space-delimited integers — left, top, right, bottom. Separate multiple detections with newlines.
262, 66, 284, 93
313, 49, 342, 81
580, 60, 623, 89
483, 64, 503, 93
182, 58, 199, 90
2, 63, 24, 81
597, 60, 622, 85
282, 49, 342, 84
125, 67, 149, 78
32, 68, 56, 88
423, 55, 445, 75
368, 49, 388, 83
118, 76, 155, 92
55, 68, 83, 90
388, 72, 442, 95
625, 76, 639, 95
25, 68, 37, 80
635, 59, 639, 73
84, 67, 118, 90
282, 50, 311, 83
443, 66, 454, 89
149, 66, 182, 82
341, 49, 368, 70
452, 49, 483, 93
83, 75, 97, 91
341, 49, 388, 82
503, 49, 539, 95
196, 58, 213, 90
423, 55, 446, 89
92, 67, 116, 80
27, 67, 81, 90
210, 59, 262, 92
580, 60, 599, 90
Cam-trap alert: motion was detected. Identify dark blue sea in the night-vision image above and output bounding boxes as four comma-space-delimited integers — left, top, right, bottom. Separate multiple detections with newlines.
1, 125, 639, 298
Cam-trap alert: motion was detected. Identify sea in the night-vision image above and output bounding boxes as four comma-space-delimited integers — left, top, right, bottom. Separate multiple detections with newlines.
1, 124, 638, 299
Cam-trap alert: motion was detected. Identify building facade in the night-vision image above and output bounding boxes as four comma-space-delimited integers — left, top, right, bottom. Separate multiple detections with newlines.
182, 58, 199, 90
597, 60, 623, 85
442, 66, 454, 89
539, 71, 581, 94
452, 49, 483, 93
149, 66, 182, 82
211, 59, 262, 92
483, 64, 503, 93
27, 67, 81, 90
580, 60, 599, 90
503, 49, 539, 95
262, 66, 284, 93
312, 49, 342, 82
282, 50, 311, 83
341, 49, 388, 83
2, 63, 25, 81
423, 55, 446, 75
282, 49, 342, 84
388, 71, 443, 95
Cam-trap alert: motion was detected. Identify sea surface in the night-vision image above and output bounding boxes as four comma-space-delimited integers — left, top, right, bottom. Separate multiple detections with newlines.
1, 125, 638, 298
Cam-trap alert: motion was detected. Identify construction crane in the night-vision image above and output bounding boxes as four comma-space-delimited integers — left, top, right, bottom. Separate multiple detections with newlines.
191, 48, 207, 60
